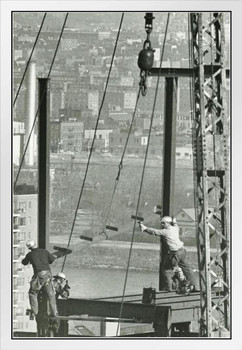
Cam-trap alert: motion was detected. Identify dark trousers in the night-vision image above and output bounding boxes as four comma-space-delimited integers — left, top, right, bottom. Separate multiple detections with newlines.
29, 270, 57, 316
162, 248, 198, 291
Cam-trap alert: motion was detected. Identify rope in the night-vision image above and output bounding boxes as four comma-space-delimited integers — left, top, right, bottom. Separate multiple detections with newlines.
13, 13, 69, 191
101, 87, 142, 236
115, 12, 170, 336
13, 13, 47, 107
61, 13, 124, 272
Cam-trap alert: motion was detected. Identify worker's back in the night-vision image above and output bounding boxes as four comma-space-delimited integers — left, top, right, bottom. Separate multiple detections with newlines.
22, 248, 55, 274
161, 225, 184, 252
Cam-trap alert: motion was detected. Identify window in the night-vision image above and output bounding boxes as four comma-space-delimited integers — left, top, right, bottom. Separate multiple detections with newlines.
18, 232, 26, 241
99, 135, 102, 139
16, 307, 24, 316
13, 216, 19, 227
17, 277, 25, 287
13, 263, 18, 275
16, 322, 24, 329
13, 249, 19, 260
13, 277, 18, 289
13, 292, 18, 304
18, 292, 25, 302
18, 247, 25, 257
28, 217, 31, 225
13, 233, 20, 245
19, 202, 26, 211
119, 137, 122, 143
19, 217, 26, 226
176, 152, 181, 156
28, 201, 32, 209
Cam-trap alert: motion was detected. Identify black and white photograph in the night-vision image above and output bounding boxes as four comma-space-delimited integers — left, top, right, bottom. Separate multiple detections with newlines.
1, 1, 241, 349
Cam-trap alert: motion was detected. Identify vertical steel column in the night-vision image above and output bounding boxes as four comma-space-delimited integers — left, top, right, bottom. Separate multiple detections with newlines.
100, 320, 106, 336
38, 78, 50, 250
190, 12, 230, 336
25, 61, 36, 166
159, 77, 178, 290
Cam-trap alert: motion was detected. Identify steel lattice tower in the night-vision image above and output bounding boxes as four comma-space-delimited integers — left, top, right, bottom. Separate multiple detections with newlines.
190, 13, 230, 336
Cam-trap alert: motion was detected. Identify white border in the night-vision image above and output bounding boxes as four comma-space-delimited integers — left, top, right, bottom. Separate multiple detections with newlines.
1, 1, 241, 350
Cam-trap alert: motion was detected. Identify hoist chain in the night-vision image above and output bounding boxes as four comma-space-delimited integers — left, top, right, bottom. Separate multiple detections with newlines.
138, 13, 155, 96
139, 70, 148, 96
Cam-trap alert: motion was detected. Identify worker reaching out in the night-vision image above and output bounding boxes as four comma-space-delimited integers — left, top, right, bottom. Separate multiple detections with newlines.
21, 240, 58, 317
139, 216, 198, 294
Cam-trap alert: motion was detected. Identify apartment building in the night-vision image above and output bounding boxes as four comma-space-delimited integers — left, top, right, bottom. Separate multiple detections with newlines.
13, 186, 38, 333
60, 121, 84, 153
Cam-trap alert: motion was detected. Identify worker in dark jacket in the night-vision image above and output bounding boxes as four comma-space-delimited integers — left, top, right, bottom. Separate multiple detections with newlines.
22, 240, 58, 317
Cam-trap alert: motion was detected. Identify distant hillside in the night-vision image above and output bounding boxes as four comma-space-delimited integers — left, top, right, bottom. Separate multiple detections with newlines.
13, 12, 169, 32
13, 12, 143, 31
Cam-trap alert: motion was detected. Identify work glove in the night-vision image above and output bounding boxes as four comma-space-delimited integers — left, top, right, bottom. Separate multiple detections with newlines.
172, 217, 177, 225
138, 222, 147, 232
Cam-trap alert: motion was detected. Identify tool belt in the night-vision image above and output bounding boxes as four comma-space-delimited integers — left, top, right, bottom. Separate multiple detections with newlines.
169, 247, 184, 255
37, 270, 50, 277
30, 271, 52, 291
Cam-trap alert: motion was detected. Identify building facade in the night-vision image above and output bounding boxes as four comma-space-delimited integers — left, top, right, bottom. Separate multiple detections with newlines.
13, 121, 25, 166
13, 189, 38, 333
60, 121, 84, 153
84, 128, 113, 149
175, 208, 196, 236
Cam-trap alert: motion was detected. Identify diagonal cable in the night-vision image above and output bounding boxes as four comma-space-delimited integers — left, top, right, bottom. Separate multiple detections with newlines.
14, 13, 69, 191
102, 87, 142, 233
61, 13, 124, 272
116, 12, 170, 336
13, 13, 47, 107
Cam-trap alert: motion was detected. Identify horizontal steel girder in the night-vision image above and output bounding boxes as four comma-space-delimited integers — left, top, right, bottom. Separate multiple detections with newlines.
57, 298, 170, 324
149, 66, 229, 79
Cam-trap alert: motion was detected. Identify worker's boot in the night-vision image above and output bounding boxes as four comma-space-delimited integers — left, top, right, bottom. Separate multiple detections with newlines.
179, 280, 195, 295
173, 267, 192, 295
49, 312, 60, 334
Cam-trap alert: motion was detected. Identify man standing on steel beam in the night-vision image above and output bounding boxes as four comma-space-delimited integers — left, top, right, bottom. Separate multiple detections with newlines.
21, 240, 58, 317
139, 216, 198, 294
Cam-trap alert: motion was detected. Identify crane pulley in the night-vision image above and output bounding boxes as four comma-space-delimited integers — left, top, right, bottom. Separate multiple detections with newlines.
138, 13, 155, 96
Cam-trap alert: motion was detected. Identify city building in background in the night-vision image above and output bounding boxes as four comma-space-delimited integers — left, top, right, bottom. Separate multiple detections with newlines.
13, 185, 38, 333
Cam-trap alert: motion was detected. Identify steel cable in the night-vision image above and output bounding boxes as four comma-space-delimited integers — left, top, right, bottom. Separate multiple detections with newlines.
101, 86, 142, 236
13, 13, 47, 107
13, 13, 69, 191
116, 12, 170, 336
61, 13, 124, 272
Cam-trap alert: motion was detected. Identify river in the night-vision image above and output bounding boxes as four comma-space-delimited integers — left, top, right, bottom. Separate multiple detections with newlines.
50, 240, 204, 299
52, 265, 159, 299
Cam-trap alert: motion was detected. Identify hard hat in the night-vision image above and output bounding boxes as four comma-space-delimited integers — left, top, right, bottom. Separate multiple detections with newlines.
160, 216, 173, 223
54, 272, 66, 280
26, 240, 36, 249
